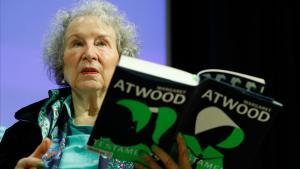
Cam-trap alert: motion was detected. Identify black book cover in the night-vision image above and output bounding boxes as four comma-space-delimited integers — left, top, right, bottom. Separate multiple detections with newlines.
177, 78, 281, 169
87, 56, 282, 168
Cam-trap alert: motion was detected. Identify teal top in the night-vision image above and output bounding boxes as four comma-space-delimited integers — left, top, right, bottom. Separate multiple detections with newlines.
59, 119, 99, 169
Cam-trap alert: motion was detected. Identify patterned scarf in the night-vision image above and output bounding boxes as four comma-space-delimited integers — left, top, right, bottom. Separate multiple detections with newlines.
37, 88, 134, 169
38, 88, 71, 168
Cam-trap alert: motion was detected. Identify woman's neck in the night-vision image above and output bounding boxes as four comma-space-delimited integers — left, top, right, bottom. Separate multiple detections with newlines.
71, 89, 105, 126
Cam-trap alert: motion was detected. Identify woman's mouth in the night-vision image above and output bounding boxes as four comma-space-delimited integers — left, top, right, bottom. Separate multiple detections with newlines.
80, 67, 99, 74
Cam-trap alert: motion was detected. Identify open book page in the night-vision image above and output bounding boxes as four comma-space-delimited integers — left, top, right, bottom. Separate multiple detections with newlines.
197, 69, 265, 94
197, 69, 265, 84
120, 55, 199, 86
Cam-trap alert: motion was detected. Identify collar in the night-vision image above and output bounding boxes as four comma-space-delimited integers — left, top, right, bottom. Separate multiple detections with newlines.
14, 87, 71, 123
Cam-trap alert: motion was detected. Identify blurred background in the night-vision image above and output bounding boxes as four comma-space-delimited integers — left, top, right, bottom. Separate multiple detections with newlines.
168, 1, 297, 169
0, 0, 166, 127
1, 0, 297, 168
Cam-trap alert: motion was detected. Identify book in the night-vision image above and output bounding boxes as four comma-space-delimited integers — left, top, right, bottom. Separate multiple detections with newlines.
87, 56, 282, 169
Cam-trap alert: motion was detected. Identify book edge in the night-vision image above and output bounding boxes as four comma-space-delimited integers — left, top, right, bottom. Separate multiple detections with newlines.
197, 69, 265, 84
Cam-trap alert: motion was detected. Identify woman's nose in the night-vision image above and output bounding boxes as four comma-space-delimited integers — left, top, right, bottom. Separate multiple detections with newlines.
83, 45, 97, 61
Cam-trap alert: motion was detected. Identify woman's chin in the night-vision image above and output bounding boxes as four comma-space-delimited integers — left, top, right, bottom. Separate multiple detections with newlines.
76, 83, 106, 92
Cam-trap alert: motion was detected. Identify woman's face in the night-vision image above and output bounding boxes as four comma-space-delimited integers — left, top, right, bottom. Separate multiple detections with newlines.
63, 15, 119, 93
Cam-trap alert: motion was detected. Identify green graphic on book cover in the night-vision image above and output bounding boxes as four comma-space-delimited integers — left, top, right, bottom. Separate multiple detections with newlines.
93, 99, 177, 164
92, 100, 245, 168
183, 106, 245, 169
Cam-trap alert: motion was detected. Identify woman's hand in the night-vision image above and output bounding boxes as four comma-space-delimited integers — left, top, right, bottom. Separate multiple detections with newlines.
15, 138, 51, 169
136, 134, 191, 169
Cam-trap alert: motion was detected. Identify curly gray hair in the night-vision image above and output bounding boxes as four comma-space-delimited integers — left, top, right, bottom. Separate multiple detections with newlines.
43, 0, 139, 85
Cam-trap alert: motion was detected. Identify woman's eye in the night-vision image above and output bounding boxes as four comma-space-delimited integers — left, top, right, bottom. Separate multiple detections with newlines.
95, 40, 107, 47
72, 41, 83, 47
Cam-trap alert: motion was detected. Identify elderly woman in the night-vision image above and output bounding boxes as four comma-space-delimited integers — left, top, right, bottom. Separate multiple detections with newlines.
0, 0, 191, 169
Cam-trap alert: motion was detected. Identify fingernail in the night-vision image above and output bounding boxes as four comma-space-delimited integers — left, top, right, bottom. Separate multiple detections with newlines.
150, 152, 160, 161
150, 145, 161, 161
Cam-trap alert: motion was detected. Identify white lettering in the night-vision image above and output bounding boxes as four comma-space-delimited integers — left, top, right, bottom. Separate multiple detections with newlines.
113, 79, 187, 104
201, 89, 271, 122
114, 79, 125, 91
236, 104, 248, 115
136, 86, 152, 98
201, 89, 213, 101
162, 92, 174, 103
174, 94, 186, 104
150, 90, 163, 100
258, 111, 270, 122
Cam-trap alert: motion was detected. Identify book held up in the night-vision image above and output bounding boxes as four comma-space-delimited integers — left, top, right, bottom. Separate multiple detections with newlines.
87, 56, 282, 169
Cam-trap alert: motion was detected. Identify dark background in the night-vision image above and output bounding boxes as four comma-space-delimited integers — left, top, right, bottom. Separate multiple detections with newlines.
168, 0, 298, 168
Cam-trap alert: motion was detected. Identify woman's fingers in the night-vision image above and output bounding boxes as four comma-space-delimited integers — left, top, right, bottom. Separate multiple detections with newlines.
136, 134, 192, 169
135, 162, 149, 169
151, 145, 178, 169
15, 138, 51, 169
15, 157, 44, 169
30, 138, 51, 158
142, 152, 164, 169
177, 134, 191, 169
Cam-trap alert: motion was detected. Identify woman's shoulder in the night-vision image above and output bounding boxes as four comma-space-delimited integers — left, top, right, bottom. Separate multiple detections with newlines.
14, 98, 49, 122
14, 87, 72, 122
